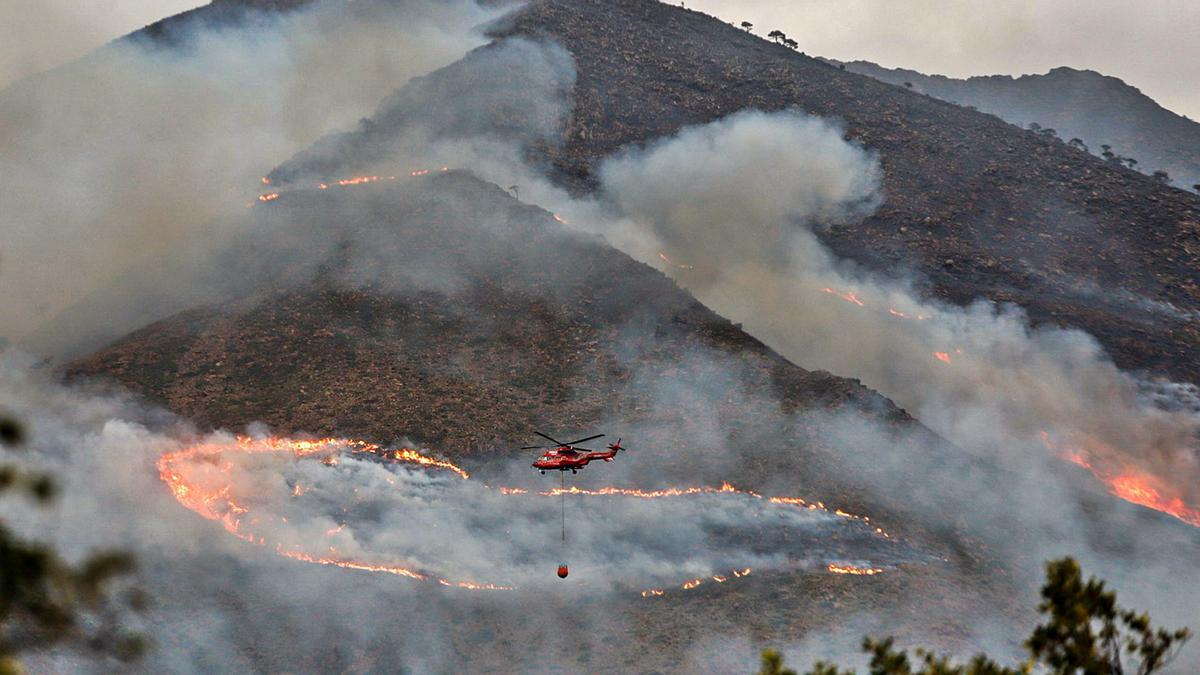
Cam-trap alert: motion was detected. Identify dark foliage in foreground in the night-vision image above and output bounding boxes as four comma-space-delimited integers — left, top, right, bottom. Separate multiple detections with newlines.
0, 415, 147, 674
760, 557, 1190, 675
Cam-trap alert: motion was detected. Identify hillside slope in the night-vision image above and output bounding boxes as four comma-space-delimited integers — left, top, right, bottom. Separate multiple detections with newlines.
834, 61, 1200, 193
65, 173, 914, 498
490, 0, 1199, 385
22, 0, 1200, 385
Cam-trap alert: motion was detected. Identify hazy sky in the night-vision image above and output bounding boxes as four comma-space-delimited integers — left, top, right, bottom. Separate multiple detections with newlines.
1, 0, 1197, 119
689, 0, 1200, 120
0, 0, 200, 87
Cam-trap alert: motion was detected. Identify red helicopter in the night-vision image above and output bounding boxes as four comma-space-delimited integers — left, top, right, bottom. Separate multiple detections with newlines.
526, 432, 625, 474
527, 432, 627, 580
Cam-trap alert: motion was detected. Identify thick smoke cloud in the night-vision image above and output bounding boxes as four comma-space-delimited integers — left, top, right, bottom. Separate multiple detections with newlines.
590, 108, 1200, 516
582, 109, 1200, 664
0, 0, 496, 355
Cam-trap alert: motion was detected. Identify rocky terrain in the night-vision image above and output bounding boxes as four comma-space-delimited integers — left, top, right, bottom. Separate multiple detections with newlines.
833, 60, 1200, 193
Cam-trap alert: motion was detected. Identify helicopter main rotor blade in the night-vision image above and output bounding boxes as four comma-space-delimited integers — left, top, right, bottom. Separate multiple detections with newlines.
521, 445, 549, 450
535, 431, 566, 446
563, 434, 604, 446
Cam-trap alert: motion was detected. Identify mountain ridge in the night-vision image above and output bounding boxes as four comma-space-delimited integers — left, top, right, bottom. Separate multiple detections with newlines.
830, 59, 1200, 192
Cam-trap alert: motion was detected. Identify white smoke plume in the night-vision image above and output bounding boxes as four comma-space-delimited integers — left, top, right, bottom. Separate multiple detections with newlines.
585, 108, 1200, 522
3, 1, 1198, 670
0, 351, 917, 672
567, 108, 1200, 665
0, 0, 498, 355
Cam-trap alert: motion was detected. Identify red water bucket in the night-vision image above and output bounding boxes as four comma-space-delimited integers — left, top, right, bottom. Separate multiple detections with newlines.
557, 564, 569, 579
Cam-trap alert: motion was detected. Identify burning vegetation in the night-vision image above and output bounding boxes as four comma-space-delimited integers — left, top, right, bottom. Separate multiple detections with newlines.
157, 435, 900, 596
1041, 433, 1200, 528
253, 167, 451, 205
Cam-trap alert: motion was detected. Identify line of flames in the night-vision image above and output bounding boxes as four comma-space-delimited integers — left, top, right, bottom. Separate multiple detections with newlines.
640, 563, 884, 597
825, 286, 1200, 530
159, 436, 893, 595
497, 483, 889, 538
827, 563, 884, 576
252, 168, 451, 205
1040, 433, 1200, 528
157, 436, 501, 590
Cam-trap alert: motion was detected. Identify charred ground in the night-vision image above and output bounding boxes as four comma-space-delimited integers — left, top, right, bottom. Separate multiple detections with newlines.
502, 0, 1200, 384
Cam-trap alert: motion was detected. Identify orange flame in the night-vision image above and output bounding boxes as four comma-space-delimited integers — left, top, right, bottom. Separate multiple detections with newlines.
828, 563, 884, 576
658, 251, 696, 270
251, 168, 447, 207
822, 287, 865, 306
933, 351, 952, 364
156, 436, 504, 590
1042, 433, 1200, 528
160, 436, 889, 594
336, 176, 386, 186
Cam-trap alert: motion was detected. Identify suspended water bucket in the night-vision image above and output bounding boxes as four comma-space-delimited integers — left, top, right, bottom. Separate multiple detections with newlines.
557, 563, 569, 579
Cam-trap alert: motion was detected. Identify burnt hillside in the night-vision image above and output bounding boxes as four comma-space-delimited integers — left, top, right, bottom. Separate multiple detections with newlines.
503, 0, 1200, 385
108, 0, 1200, 385
63, 172, 1197, 670
66, 173, 907, 482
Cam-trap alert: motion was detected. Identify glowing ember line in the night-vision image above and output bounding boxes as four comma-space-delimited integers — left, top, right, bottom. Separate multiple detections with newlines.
337, 175, 387, 186
658, 251, 696, 270
1041, 432, 1200, 528
252, 168, 450, 206
516, 482, 888, 536
157, 436, 499, 589
828, 563, 884, 576
822, 287, 865, 306
160, 436, 890, 595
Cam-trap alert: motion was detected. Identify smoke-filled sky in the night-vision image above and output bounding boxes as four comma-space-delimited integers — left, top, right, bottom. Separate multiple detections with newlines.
3, 0, 1198, 121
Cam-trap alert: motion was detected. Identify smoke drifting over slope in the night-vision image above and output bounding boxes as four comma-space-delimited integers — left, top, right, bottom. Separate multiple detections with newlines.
589, 109, 1200, 523
566, 110, 1200, 665
0, 0, 495, 353
3, 0, 1198, 670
